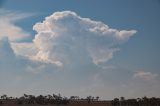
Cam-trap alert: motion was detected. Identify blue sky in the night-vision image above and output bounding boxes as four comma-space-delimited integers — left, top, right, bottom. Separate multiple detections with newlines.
0, 0, 160, 99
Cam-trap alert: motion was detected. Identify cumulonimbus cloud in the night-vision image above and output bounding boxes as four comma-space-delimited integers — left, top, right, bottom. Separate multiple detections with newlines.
33, 11, 136, 66
5, 10, 160, 99
0, 10, 136, 73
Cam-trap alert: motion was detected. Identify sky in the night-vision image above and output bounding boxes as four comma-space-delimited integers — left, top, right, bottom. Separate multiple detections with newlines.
0, 0, 160, 100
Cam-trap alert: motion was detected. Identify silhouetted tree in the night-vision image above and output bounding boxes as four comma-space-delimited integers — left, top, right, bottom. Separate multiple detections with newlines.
120, 97, 125, 106
1, 94, 7, 100
17, 96, 25, 104
35, 95, 46, 104
70, 96, 79, 100
112, 98, 119, 106
96, 96, 100, 101
86, 96, 92, 104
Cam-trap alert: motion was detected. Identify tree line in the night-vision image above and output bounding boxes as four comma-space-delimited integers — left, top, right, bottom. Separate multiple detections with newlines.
0, 94, 69, 105
0, 94, 160, 106
0, 94, 99, 105
111, 96, 160, 106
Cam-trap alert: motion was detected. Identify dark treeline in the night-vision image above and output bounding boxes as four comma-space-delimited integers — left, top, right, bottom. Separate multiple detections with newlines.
0, 94, 160, 106
0, 94, 69, 105
0, 94, 99, 105
111, 96, 160, 106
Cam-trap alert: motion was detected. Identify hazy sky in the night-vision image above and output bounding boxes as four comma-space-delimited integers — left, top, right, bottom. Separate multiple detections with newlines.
0, 0, 160, 99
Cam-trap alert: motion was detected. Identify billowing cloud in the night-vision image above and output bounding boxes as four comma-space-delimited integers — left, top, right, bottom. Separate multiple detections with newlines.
133, 71, 158, 81
0, 37, 57, 74
33, 11, 136, 66
0, 9, 32, 42
0, 10, 141, 98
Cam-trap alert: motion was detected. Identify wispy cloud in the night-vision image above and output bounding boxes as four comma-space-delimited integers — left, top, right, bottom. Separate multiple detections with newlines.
0, 9, 33, 42
133, 71, 158, 81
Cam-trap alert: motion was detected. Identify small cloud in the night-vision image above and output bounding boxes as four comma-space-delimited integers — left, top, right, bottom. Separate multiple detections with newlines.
133, 71, 158, 81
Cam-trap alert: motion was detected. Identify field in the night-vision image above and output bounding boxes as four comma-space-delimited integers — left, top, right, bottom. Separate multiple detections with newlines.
0, 100, 111, 106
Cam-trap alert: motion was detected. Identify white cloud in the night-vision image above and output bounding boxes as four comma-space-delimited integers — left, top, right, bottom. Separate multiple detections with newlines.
33, 11, 136, 66
2, 10, 160, 99
0, 37, 57, 74
0, 9, 32, 42
89, 48, 119, 65
0, 10, 136, 73
133, 71, 158, 81
11, 42, 37, 57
